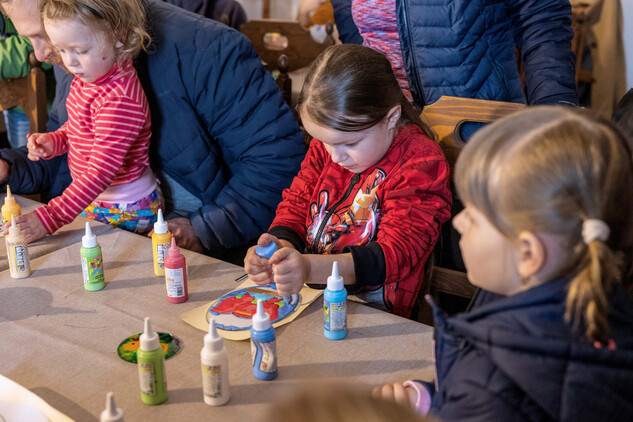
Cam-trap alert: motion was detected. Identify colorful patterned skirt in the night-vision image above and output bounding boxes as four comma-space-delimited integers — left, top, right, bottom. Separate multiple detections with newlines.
81, 188, 163, 235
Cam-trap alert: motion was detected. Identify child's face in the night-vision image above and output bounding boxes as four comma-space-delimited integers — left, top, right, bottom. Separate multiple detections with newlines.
44, 18, 118, 84
301, 109, 398, 173
453, 204, 523, 296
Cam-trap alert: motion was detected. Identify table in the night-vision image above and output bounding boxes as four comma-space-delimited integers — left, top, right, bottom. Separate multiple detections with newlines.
0, 195, 435, 421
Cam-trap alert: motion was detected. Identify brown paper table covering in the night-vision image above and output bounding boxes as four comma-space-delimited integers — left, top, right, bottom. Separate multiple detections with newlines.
0, 197, 434, 421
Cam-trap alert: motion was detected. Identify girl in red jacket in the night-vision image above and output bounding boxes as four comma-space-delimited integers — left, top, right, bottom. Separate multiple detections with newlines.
244, 44, 451, 318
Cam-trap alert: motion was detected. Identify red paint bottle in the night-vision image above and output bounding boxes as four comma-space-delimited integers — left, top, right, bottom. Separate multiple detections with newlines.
164, 235, 188, 303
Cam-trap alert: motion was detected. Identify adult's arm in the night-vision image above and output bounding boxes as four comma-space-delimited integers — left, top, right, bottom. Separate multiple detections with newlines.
330, 0, 363, 44
506, 0, 578, 106
187, 29, 306, 251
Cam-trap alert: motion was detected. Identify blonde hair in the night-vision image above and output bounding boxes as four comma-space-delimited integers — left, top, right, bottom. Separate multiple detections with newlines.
455, 106, 633, 344
40, 0, 150, 62
261, 384, 431, 422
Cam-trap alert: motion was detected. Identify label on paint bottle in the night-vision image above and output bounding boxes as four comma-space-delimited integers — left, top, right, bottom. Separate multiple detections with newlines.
165, 267, 185, 298
251, 340, 277, 373
202, 364, 223, 399
325, 300, 347, 332
138, 362, 156, 396
81, 255, 104, 285
156, 243, 169, 270
10, 245, 30, 273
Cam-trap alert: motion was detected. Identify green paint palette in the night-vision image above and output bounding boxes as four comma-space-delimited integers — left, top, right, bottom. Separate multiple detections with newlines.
117, 331, 182, 363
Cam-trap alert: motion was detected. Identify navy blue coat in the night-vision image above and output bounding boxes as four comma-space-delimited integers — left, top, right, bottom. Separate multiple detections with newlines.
427, 279, 633, 421
331, 0, 578, 107
0, 0, 305, 253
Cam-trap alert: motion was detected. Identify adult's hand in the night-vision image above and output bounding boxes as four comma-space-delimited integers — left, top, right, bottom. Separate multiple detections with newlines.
166, 217, 204, 253
0, 159, 8, 184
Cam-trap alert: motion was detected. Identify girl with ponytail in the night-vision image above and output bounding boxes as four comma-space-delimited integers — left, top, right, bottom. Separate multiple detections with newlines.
375, 106, 633, 421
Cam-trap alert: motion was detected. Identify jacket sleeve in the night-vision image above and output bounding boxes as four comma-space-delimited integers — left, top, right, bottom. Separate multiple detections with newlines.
187, 29, 306, 251
505, 0, 578, 106
0, 147, 66, 196
0, 16, 32, 80
330, 0, 364, 44
268, 140, 328, 251
375, 155, 451, 287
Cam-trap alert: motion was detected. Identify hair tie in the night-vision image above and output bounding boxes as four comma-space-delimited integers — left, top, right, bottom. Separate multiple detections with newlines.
582, 219, 610, 244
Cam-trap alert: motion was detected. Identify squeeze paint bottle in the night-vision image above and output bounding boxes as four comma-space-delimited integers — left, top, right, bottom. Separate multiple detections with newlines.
5, 215, 31, 279
137, 317, 168, 405
100, 392, 124, 422
80, 222, 105, 291
151, 209, 171, 276
250, 299, 278, 380
201, 317, 230, 406
255, 242, 278, 260
164, 236, 188, 303
1, 185, 21, 224
324, 261, 347, 340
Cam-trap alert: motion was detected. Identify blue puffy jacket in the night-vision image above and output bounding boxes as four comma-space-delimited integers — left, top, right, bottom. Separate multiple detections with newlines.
426, 279, 633, 421
331, 0, 578, 107
0, 0, 305, 254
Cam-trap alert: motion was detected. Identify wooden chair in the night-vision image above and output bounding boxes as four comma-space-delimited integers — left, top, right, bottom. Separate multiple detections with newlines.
0, 52, 47, 134
241, 19, 334, 107
571, 5, 594, 85
417, 96, 525, 324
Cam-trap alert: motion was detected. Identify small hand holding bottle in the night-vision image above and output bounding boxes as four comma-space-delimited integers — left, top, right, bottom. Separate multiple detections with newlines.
3, 212, 47, 243
26, 133, 54, 161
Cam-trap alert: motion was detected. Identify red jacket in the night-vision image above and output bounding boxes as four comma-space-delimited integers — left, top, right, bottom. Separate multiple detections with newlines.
269, 124, 451, 317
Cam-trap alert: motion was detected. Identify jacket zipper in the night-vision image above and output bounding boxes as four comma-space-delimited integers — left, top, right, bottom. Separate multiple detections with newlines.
398, 0, 425, 106
311, 173, 361, 254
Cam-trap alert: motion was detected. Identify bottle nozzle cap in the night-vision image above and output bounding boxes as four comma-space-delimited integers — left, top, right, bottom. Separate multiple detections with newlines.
153, 209, 168, 234
251, 299, 272, 331
327, 261, 344, 291
205, 317, 225, 352
167, 235, 181, 258
7, 214, 22, 239
100, 392, 124, 422
4, 185, 18, 207
140, 316, 160, 351
82, 222, 97, 248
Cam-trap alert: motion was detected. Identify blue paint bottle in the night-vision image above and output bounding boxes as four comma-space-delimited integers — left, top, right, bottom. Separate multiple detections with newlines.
324, 261, 347, 340
250, 299, 278, 380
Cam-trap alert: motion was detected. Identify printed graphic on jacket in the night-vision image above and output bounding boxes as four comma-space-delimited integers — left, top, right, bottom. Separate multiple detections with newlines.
307, 169, 386, 253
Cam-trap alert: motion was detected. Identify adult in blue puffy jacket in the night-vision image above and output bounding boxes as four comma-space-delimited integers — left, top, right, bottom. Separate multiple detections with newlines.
331, 0, 578, 107
0, 0, 305, 263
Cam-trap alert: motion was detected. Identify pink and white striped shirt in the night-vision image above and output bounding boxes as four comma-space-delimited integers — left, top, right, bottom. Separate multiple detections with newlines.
35, 60, 152, 234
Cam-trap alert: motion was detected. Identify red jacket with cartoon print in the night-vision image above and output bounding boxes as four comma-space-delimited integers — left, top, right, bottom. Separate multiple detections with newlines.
269, 124, 451, 317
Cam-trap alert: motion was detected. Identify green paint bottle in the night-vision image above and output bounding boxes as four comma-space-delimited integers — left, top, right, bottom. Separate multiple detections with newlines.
138, 317, 168, 405
80, 222, 105, 291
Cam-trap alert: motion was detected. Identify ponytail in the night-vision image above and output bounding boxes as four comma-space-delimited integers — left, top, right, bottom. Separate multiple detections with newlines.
565, 221, 620, 345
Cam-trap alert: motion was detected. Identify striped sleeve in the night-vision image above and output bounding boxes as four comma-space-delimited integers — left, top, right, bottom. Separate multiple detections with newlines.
35, 91, 149, 234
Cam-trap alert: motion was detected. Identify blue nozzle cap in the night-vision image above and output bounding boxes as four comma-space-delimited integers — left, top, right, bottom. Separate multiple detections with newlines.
255, 242, 278, 259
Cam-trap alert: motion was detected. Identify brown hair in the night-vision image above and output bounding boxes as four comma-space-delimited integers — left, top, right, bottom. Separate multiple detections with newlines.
296, 44, 434, 139
40, 0, 150, 62
455, 106, 633, 344
261, 384, 431, 422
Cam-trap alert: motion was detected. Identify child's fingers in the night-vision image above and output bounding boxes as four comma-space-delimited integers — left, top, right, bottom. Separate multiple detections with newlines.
268, 247, 294, 265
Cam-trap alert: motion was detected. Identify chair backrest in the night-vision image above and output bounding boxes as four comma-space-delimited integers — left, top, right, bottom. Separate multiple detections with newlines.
418, 96, 525, 319
241, 19, 334, 73
421, 96, 525, 180
0, 52, 47, 134
571, 5, 594, 84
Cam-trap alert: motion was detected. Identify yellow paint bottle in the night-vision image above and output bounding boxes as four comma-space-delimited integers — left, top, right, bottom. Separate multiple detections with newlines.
2, 185, 21, 224
6, 214, 32, 279
152, 209, 171, 276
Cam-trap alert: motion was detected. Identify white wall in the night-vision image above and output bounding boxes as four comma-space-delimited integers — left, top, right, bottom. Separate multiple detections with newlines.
237, 0, 299, 21
623, 0, 633, 89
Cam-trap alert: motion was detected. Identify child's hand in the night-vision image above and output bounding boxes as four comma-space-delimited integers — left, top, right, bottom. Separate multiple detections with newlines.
27, 133, 54, 161
244, 233, 281, 285
372, 383, 417, 408
3, 212, 48, 243
269, 247, 309, 296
